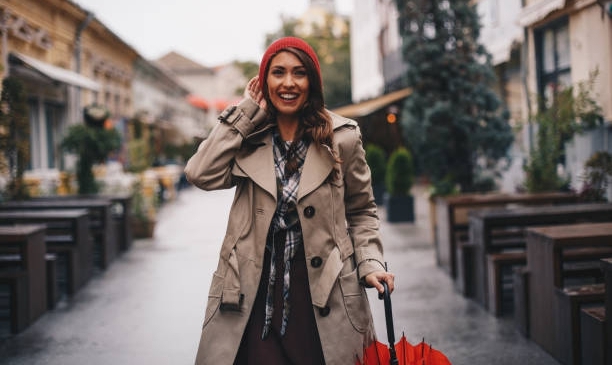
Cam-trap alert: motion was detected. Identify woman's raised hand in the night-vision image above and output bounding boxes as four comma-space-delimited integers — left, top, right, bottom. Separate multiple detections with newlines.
244, 76, 267, 110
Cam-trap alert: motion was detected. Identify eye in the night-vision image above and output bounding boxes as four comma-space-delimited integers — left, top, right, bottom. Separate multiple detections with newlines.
271, 68, 285, 76
293, 69, 307, 77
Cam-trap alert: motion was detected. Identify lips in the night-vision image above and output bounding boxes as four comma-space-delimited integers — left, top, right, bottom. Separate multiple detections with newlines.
279, 93, 298, 100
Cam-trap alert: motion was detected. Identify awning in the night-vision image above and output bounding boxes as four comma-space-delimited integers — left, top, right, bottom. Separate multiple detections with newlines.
9, 52, 101, 91
187, 94, 210, 110
518, 0, 566, 27
331, 88, 412, 118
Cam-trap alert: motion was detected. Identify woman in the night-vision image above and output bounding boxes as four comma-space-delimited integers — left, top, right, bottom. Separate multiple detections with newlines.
185, 37, 395, 365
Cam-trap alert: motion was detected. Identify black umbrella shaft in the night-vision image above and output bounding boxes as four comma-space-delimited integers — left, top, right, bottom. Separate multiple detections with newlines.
379, 281, 398, 365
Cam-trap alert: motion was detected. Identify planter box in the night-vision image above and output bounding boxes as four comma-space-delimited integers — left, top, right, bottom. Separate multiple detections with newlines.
385, 194, 415, 222
131, 218, 156, 238
372, 182, 386, 206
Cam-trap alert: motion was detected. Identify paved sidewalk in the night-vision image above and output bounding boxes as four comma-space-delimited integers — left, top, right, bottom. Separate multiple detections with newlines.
0, 185, 560, 364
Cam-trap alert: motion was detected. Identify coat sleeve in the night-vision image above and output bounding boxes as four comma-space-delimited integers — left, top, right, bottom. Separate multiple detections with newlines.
184, 97, 267, 190
340, 125, 387, 281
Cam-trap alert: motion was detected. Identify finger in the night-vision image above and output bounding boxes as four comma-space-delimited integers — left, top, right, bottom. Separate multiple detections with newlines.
374, 281, 384, 294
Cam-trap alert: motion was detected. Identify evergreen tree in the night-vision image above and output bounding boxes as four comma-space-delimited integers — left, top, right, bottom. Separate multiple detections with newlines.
395, 0, 513, 193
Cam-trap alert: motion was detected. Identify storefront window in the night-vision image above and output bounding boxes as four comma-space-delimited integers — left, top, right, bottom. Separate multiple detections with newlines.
536, 18, 571, 108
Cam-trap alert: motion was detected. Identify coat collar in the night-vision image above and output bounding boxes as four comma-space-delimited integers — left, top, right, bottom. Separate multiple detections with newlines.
234, 111, 353, 201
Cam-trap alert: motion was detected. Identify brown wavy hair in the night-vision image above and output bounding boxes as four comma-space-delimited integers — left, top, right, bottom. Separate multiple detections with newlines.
261, 47, 341, 176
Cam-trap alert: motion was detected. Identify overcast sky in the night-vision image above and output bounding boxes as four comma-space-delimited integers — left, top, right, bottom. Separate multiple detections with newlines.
73, 0, 353, 67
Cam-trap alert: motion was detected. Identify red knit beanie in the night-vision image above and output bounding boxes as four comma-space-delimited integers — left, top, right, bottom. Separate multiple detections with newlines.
258, 37, 322, 87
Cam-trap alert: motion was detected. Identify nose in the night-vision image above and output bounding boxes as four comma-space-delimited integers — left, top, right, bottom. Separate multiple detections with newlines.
281, 74, 296, 87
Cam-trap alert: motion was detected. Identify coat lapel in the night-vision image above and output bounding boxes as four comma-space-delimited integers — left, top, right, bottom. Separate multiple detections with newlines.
299, 112, 353, 200
234, 112, 352, 202
234, 135, 277, 200
298, 143, 335, 201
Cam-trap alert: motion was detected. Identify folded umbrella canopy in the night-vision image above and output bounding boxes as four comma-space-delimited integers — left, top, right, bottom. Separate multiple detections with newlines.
357, 282, 451, 365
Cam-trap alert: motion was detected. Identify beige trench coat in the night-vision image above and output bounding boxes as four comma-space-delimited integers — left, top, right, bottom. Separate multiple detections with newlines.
184, 98, 386, 365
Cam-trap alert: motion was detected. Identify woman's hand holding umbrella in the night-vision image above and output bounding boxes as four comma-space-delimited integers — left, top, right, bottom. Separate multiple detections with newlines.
365, 271, 395, 294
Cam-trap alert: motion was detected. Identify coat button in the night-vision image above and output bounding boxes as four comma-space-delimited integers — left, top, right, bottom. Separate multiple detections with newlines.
319, 306, 330, 317
303, 206, 315, 218
311, 256, 322, 268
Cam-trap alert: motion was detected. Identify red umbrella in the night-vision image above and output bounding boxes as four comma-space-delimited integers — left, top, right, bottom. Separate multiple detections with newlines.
357, 282, 451, 365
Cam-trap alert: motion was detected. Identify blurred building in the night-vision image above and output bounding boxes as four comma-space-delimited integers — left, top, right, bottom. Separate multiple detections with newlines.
0, 0, 137, 173
516, 0, 612, 193
350, 0, 406, 102
132, 59, 207, 159
0, 0, 205, 190
155, 51, 244, 121
335, 0, 408, 155
346, 0, 612, 194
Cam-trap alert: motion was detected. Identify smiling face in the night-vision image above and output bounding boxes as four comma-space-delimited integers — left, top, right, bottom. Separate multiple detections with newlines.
266, 51, 310, 120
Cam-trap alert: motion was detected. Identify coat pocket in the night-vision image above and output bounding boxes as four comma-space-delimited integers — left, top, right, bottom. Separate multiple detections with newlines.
202, 271, 224, 329
339, 268, 370, 333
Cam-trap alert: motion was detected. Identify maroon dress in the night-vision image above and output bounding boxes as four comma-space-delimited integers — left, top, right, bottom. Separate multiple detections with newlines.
234, 230, 326, 364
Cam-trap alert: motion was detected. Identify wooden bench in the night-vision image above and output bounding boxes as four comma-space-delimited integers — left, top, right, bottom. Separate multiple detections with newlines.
0, 209, 92, 296
33, 193, 133, 251
467, 203, 612, 316
0, 225, 47, 334
579, 258, 612, 365
523, 223, 612, 364
434, 192, 577, 278
580, 305, 605, 365
555, 284, 605, 365
0, 199, 117, 269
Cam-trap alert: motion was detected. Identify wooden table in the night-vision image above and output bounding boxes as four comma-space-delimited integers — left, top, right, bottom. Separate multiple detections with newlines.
0, 209, 92, 295
602, 258, 612, 365
0, 225, 47, 333
33, 193, 133, 251
526, 222, 612, 364
434, 192, 577, 278
0, 199, 117, 269
468, 203, 612, 313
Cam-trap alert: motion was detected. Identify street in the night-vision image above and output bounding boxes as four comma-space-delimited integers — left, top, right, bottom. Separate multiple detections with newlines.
0, 185, 559, 364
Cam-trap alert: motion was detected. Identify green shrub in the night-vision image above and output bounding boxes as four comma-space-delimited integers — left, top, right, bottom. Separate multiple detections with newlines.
385, 147, 414, 197
579, 151, 612, 202
61, 112, 121, 194
365, 144, 386, 186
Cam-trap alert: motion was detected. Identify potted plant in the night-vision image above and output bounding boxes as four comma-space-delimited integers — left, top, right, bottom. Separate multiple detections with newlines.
125, 116, 160, 238
384, 147, 415, 222
365, 143, 386, 205
578, 151, 612, 202
61, 105, 121, 194
130, 174, 159, 238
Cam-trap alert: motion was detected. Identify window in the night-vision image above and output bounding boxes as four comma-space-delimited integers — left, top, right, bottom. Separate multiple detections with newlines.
535, 18, 571, 109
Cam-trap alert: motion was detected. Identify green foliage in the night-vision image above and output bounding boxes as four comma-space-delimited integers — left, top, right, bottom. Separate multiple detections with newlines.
234, 60, 259, 79
395, 0, 514, 193
365, 144, 386, 185
127, 139, 151, 173
578, 151, 612, 202
385, 147, 414, 196
61, 119, 121, 194
524, 71, 603, 192
0, 77, 30, 200
429, 175, 460, 198
265, 14, 352, 108
163, 141, 196, 164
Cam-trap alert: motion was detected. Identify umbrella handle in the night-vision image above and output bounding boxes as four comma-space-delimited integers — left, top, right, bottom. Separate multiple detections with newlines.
378, 281, 398, 365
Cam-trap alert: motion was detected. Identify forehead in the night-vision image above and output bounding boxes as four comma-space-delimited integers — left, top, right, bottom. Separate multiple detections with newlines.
269, 51, 304, 67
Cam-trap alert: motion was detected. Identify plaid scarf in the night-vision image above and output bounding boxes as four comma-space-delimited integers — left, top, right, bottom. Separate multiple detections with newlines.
262, 130, 308, 339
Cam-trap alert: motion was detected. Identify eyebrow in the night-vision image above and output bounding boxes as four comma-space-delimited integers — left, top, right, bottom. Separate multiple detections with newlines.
270, 65, 306, 70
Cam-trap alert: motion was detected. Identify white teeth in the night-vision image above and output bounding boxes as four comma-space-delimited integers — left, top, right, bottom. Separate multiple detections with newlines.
280, 94, 298, 100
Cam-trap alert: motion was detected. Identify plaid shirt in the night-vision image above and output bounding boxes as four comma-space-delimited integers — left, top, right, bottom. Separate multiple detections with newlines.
262, 130, 309, 339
